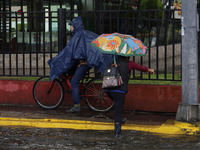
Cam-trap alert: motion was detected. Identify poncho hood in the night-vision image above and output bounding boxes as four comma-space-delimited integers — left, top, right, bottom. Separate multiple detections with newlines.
69, 16, 84, 33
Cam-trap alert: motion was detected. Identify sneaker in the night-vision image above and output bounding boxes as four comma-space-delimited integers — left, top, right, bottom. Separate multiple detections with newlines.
65, 104, 81, 113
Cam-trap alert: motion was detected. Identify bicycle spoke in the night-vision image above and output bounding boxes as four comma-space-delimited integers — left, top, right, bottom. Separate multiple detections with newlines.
33, 77, 64, 109
84, 78, 114, 112
86, 84, 100, 94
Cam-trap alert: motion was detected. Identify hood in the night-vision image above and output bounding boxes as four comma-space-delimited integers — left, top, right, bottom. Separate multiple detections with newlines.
69, 16, 84, 33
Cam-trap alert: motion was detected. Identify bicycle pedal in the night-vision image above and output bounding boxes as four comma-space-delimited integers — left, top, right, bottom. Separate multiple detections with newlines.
66, 89, 72, 94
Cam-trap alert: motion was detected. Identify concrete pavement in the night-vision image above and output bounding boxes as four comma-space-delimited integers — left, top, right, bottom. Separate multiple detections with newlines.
0, 105, 200, 135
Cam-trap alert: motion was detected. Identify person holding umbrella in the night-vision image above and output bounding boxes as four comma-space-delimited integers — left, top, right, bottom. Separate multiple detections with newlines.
106, 56, 154, 138
90, 33, 155, 138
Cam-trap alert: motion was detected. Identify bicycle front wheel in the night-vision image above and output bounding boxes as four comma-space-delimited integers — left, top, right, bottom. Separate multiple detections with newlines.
84, 77, 114, 112
32, 76, 64, 110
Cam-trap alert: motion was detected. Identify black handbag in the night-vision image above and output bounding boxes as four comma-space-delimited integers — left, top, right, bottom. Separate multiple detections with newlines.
102, 64, 123, 89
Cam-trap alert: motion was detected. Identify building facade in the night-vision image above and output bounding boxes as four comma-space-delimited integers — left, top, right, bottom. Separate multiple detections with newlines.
0, 0, 139, 53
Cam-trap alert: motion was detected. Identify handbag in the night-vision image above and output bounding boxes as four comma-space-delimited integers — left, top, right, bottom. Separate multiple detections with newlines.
102, 64, 123, 89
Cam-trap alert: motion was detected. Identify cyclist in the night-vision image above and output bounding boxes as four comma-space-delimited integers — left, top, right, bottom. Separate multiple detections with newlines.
65, 18, 92, 113
48, 16, 114, 113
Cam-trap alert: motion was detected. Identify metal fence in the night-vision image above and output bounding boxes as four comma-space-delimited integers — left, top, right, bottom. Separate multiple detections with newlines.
0, 8, 182, 81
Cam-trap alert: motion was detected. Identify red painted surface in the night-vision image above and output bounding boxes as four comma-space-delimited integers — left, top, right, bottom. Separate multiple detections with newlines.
0, 79, 187, 113
125, 84, 182, 112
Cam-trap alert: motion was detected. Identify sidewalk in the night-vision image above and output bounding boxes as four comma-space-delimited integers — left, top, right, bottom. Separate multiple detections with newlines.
0, 105, 200, 135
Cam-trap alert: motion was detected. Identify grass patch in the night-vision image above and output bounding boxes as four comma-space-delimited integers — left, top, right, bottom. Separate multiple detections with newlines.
0, 74, 183, 85
133, 73, 181, 80
129, 80, 182, 85
0, 77, 40, 81
127, 73, 182, 85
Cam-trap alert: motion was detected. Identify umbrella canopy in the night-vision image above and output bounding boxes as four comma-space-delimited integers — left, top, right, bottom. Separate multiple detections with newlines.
90, 32, 148, 58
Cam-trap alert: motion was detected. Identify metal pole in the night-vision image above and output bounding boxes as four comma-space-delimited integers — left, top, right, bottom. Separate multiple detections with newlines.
175, 0, 199, 123
58, 8, 66, 52
57, 8, 66, 81
2, 0, 7, 53
94, 0, 102, 76
95, 0, 102, 34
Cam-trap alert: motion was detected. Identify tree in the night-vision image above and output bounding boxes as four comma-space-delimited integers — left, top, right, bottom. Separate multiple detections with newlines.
138, 0, 164, 32
140, 0, 164, 20
198, 0, 200, 10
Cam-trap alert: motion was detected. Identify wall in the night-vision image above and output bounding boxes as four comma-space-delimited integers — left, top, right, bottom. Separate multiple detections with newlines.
0, 79, 185, 113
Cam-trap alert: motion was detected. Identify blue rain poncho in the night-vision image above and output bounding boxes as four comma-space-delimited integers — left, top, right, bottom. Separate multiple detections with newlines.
48, 16, 113, 81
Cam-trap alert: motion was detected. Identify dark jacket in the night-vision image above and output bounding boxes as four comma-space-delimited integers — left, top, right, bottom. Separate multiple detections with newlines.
107, 56, 130, 93
116, 56, 130, 93
48, 16, 114, 81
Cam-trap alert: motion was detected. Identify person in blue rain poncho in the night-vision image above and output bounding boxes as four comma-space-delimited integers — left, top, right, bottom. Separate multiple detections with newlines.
48, 16, 113, 113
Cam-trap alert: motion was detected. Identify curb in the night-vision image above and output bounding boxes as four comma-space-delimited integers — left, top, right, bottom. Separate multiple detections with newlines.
0, 117, 200, 135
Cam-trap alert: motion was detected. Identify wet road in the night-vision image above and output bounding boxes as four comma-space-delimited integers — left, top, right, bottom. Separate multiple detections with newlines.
0, 126, 200, 150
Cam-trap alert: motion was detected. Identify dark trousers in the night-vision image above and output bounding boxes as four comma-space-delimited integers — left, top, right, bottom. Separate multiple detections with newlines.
105, 92, 126, 123
71, 64, 91, 104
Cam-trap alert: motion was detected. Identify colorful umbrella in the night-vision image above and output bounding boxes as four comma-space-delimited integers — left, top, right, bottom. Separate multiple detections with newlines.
90, 32, 148, 63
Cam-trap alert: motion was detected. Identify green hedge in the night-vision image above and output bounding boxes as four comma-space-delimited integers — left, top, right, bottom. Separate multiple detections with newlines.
140, 0, 164, 19
17, 23, 27, 31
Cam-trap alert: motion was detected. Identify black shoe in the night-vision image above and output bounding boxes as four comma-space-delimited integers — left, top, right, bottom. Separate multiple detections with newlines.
115, 122, 121, 138
122, 118, 127, 124
65, 104, 81, 113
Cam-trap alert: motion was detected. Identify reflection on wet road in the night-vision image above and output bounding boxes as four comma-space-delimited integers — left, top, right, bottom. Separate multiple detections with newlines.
0, 126, 200, 150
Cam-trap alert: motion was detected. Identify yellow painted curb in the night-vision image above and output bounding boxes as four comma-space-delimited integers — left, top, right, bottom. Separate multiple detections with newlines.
0, 117, 200, 135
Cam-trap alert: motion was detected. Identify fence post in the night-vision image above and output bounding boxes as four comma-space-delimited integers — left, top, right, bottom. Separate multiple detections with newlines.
57, 8, 66, 81
2, 0, 7, 53
58, 8, 66, 52
94, 0, 102, 77
175, 0, 199, 123
95, 0, 102, 34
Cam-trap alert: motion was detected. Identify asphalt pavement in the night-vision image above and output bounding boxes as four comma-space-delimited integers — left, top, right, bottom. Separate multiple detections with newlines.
0, 105, 200, 135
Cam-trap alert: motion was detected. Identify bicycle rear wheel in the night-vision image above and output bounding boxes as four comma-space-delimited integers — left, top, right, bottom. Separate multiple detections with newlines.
84, 77, 114, 112
32, 76, 64, 109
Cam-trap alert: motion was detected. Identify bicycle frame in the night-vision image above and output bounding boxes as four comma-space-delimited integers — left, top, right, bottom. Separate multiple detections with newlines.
33, 74, 114, 112
47, 73, 101, 99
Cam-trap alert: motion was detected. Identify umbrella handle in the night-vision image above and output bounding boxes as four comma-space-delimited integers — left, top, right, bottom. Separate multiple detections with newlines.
114, 54, 116, 64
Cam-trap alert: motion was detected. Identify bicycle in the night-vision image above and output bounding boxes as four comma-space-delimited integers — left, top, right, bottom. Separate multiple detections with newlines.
32, 73, 114, 112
